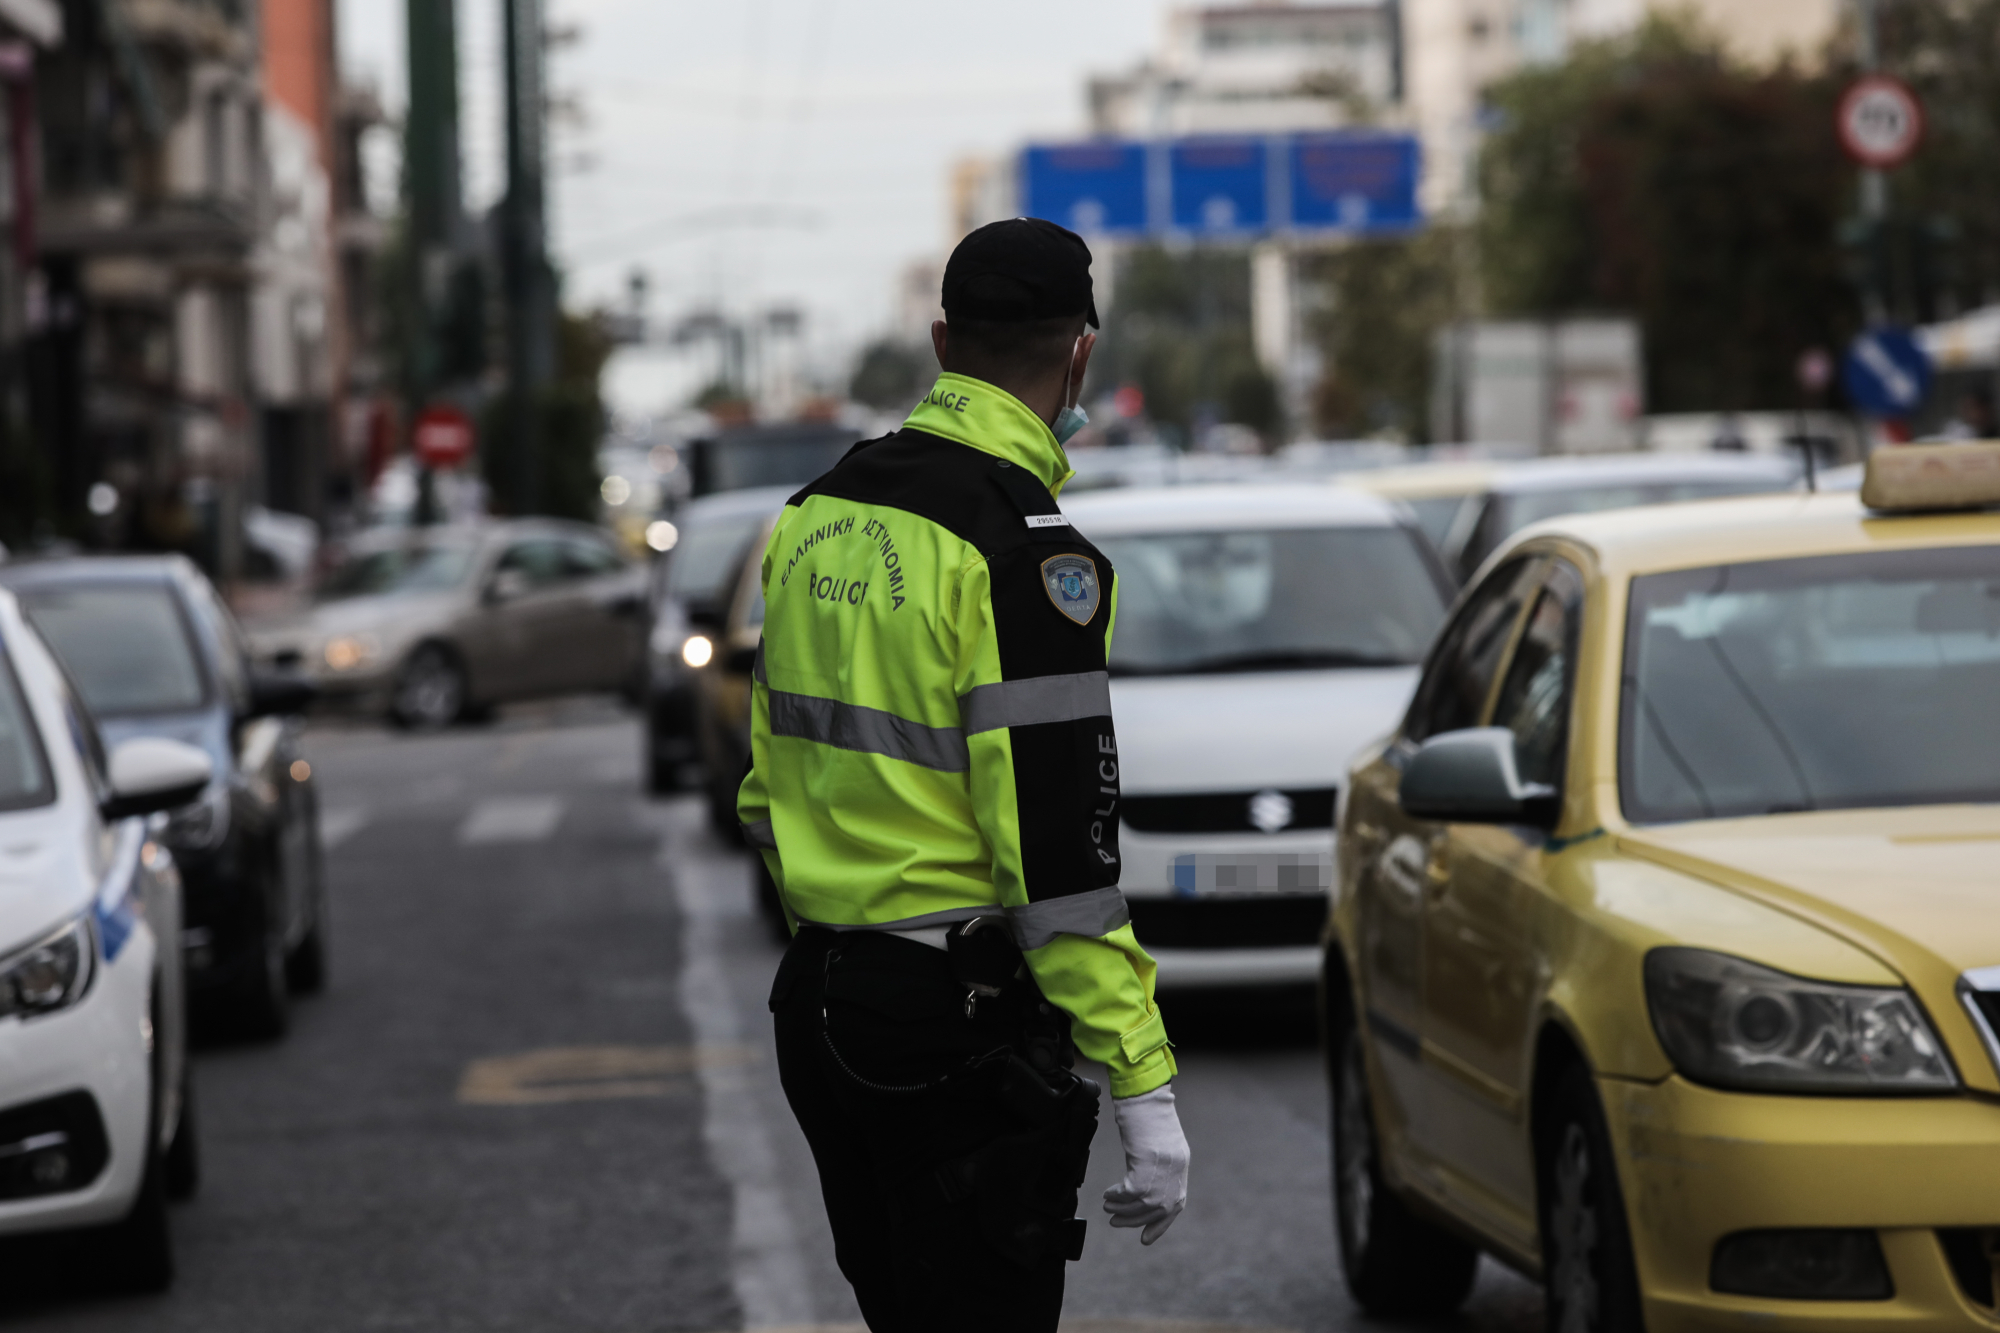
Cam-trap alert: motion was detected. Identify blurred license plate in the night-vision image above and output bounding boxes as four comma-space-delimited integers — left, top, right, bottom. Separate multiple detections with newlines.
1172, 853, 1330, 897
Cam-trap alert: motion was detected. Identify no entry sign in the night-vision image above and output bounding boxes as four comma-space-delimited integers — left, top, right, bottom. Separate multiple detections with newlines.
414, 404, 475, 470
1839, 76, 1923, 169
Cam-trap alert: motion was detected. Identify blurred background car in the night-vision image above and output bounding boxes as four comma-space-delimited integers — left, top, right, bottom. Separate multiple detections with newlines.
684, 421, 863, 499
245, 519, 647, 729
1062, 484, 1454, 991
0, 590, 211, 1290
689, 509, 779, 842
1349, 451, 1800, 583
643, 487, 792, 794
1, 557, 325, 1039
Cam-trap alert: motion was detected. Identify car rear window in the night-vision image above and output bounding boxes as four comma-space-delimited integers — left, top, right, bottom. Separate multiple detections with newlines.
317, 542, 477, 600
667, 514, 767, 606
16, 584, 210, 716
1620, 545, 2000, 821
0, 642, 53, 810
1096, 526, 1449, 676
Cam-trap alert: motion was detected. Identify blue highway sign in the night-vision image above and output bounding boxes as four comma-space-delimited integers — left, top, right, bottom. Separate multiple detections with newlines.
1020, 142, 1149, 236
1021, 131, 1421, 239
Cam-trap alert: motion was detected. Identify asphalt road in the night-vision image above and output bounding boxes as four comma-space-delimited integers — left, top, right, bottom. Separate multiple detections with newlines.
0, 702, 1545, 1333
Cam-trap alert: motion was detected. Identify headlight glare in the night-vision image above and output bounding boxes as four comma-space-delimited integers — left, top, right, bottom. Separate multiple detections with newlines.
681, 634, 714, 668
0, 919, 95, 1021
1644, 947, 1956, 1094
323, 633, 380, 672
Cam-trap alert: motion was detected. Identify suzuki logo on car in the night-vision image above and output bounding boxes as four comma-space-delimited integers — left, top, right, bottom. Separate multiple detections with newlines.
1248, 789, 1294, 834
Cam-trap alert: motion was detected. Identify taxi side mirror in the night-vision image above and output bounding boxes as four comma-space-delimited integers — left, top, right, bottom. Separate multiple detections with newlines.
1399, 727, 1557, 827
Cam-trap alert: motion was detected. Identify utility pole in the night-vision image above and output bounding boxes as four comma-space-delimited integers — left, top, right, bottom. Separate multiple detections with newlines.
404, 0, 467, 520
501, 0, 556, 514
1856, 0, 1887, 323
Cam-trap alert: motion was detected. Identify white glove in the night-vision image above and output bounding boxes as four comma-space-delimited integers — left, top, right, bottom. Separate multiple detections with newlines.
1102, 1083, 1190, 1245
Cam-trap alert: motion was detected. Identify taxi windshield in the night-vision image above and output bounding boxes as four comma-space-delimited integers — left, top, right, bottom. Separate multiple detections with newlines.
1620, 545, 2000, 822
1097, 526, 1449, 676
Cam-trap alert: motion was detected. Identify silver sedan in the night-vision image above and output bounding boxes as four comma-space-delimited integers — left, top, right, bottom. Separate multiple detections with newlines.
246, 520, 648, 728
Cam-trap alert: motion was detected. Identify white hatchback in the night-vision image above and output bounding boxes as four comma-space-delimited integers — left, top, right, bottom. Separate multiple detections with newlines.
0, 589, 211, 1289
1063, 485, 1452, 990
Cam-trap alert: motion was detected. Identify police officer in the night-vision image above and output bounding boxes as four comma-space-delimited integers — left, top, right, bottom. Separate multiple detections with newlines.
741, 217, 1190, 1332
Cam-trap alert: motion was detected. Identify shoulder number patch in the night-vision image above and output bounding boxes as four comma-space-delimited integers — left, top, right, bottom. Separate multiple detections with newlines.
1041, 554, 1101, 626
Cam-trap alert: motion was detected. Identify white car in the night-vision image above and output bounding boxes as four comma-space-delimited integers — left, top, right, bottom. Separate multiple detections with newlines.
1064, 484, 1454, 989
0, 590, 211, 1290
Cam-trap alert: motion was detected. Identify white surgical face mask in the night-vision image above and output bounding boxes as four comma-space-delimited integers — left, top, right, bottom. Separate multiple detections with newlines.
1053, 402, 1089, 445
1052, 338, 1087, 444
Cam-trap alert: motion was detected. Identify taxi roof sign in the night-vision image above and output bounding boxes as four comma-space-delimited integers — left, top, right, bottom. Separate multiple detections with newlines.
1862, 441, 2000, 512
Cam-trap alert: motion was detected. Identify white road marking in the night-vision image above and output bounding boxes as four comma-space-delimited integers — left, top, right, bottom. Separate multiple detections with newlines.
664, 812, 817, 1330
458, 797, 565, 844
320, 807, 369, 849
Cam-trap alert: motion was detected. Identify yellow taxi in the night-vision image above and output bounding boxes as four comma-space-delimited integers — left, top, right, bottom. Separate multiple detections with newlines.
1324, 443, 2000, 1331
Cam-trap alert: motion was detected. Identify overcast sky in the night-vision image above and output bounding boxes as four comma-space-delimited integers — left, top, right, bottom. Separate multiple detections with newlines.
335, 0, 1184, 416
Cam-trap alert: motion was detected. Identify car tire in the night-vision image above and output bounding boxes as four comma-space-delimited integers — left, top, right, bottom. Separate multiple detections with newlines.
286, 900, 328, 995
164, 1066, 200, 1202
286, 818, 329, 995
1331, 1013, 1478, 1316
231, 900, 290, 1041
1538, 1062, 1646, 1333
390, 644, 468, 730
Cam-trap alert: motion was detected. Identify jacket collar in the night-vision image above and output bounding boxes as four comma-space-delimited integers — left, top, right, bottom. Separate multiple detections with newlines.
903, 373, 1075, 497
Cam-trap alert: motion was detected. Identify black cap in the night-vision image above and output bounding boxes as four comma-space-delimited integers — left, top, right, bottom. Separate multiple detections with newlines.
942, 218, 1099, 329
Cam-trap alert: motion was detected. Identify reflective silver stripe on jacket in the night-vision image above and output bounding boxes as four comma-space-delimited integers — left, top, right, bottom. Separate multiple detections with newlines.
767, 689, 971, 772
794, 906, 994, 933
958, 671, 1112, 736
1006, 886, 1131, 951
753, 640, 767, 684
740, 819, 776, 850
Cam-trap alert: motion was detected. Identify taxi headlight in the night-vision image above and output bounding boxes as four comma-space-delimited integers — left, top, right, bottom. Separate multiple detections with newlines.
0, 918, 95, 1021
1644, 947, 1957, 1094
681, 634, 714, 669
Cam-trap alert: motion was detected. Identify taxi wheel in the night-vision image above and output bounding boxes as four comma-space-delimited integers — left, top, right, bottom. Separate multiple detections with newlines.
1331, 1022, 1478, 1315
1538, 1064, 1645, 1333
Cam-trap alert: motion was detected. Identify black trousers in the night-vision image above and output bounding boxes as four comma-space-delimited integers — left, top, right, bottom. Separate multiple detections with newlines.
770, 927, 1083, 1333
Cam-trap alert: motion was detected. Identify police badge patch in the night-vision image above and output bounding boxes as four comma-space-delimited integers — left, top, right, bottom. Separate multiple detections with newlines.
1041, 554, 1101, 626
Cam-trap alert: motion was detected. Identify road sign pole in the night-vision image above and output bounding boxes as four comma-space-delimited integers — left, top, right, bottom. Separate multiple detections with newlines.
1856, 0, 1887, 321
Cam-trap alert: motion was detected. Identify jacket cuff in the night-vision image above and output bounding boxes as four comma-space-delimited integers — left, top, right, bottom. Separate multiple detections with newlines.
1106, 1008, 1176, 1097
1108, 1044, 1177, 1098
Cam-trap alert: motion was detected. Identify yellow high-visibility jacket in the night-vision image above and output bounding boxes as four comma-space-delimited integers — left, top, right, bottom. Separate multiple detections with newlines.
738, 372, 1174, 1097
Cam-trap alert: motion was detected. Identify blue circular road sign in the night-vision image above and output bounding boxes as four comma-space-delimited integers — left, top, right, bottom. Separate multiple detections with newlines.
1843, 326, 1933, 418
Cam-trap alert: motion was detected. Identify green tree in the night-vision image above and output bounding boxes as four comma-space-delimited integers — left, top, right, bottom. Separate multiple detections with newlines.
1478, 18, 1857, 412
481, 311, 612, 521
1308, 227, 1466, 440
1870, 0, 2000, 321
848, 338, 931, 410
1093, 244, 1280, 444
